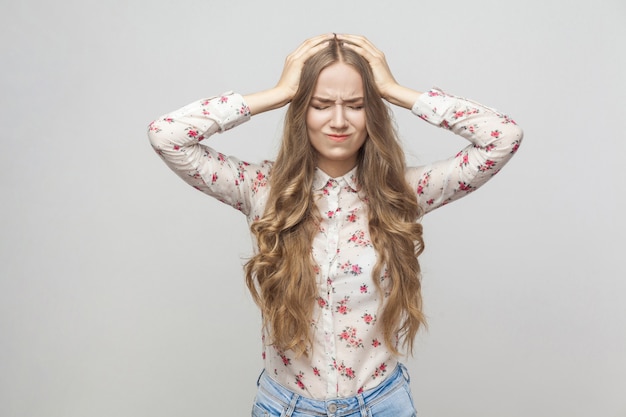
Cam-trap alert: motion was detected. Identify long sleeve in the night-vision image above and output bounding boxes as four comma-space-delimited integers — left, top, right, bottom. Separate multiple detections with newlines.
406, 88, 524, 213
147, 92, 272, 217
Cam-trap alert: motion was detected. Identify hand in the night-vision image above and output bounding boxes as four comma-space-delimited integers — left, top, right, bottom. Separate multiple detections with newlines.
337, 34, 421, 109
245, 34, 333, 115
275, 33, 335, 100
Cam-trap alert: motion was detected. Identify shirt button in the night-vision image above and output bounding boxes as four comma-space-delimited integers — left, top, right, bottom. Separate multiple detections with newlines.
328, 403, 338, 413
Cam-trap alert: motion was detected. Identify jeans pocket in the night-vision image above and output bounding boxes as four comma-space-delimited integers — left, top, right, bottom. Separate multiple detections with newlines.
367, 383, 417, 417
252, 402, 287, 417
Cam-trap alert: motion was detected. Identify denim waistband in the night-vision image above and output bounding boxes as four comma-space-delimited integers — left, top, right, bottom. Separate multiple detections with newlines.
255, 363, 411, 417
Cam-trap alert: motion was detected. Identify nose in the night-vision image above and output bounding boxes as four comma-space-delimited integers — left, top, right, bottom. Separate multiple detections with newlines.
329, 105, 348, 129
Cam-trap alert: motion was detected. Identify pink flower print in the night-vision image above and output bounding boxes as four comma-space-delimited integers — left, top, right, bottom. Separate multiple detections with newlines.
417, 171, 431, 195
173, 145, 180, 151
348, 230, 371, 247
485, 144, 496, 152
148, 121, 161, 133
239, 105, 251, 116
317, 297, 327, 308
428, 90, 442, 97
478, 160, 496, 172
380, 268, 389, 283
362, 312, 376, 325
459, 152, 469, 167
295, 372, 305, 390
327, 210, 335, 218
468, 124, 475, 134
426, 198, 435, 206
453, 110, 466, 119
339, 329, 350, 341
491, 130, 502, 138
372, 363, 388, 379
252, 170, 268, 193
372, 338, 381, 348
502, 115, 517, 125
335, 361, 356, 380
360, 284, 368, 294
322, 179, 338, 195
346, 209, 358, 223
279, 353, 291, 366
211, 172, 218, 184
313, 367, 321, 377
511, 139, 521, 154
458, 181, 473, 192
335, 297, 350, 315
186, 128, 199, 138
339, 326, 364, 349
218, 96, 229, 104
341, 261, 362, 276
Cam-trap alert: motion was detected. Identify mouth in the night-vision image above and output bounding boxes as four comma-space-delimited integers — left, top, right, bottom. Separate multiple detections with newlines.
327, 134, 350, 142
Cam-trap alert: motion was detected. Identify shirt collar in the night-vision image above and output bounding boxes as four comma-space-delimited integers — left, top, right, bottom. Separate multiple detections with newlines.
312, 166, 360, 192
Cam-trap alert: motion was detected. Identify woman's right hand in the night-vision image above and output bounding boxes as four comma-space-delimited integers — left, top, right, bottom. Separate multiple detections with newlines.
245, 34, 333, 115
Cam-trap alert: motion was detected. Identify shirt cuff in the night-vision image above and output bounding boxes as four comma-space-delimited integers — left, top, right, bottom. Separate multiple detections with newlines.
204, 91, 252, 132
411, 87, 456, 126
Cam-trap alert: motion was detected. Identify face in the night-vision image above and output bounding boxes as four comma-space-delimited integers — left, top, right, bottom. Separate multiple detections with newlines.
306, 62, 367, 178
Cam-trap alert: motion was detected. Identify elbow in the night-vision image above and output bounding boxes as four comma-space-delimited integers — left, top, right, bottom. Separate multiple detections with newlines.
147, 119, 165, 149
512, 124, 524, 150
502, 121, 524, 154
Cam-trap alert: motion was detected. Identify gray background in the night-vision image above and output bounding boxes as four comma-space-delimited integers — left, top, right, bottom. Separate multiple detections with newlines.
1, 0, 625, 416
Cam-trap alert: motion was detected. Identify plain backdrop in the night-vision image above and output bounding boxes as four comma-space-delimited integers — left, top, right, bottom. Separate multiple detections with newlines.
1, 0, 625, 416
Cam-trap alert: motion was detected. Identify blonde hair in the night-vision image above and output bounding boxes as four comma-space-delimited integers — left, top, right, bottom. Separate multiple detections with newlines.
245, 39, 425, 357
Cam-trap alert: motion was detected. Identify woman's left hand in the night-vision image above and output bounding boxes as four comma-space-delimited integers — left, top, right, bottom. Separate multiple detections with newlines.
338, 34, 421, 109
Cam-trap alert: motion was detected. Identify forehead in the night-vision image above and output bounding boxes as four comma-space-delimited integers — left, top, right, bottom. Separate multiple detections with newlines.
313, 62, 363, 99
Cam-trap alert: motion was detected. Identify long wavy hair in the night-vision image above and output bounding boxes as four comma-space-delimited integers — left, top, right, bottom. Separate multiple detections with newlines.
244, 38, 426, 357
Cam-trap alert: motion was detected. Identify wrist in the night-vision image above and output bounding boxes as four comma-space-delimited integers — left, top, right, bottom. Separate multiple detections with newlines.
382, 84, 422, 109
245, 87, 292, 115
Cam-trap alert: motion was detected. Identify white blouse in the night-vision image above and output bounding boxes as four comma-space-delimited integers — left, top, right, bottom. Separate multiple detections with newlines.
147, 88, 523, 399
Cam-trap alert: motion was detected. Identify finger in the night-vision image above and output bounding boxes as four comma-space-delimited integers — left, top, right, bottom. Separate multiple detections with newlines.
336, 34, 385, 63
289, 33, 333, 61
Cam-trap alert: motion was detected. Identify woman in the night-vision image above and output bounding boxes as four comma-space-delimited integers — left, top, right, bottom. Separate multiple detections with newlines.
148, 33, 523, 417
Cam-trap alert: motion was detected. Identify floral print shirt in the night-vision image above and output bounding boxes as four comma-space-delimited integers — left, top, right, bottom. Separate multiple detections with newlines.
147, 89, 523, 400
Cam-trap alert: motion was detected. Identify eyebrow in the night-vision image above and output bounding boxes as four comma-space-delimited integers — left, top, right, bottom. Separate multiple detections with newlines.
311, 96, 364, 104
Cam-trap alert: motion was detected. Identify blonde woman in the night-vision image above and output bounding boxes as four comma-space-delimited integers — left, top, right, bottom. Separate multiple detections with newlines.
148, 33, 523, 417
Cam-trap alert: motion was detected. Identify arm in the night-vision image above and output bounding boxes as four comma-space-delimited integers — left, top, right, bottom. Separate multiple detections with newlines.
408, 89, 523, 213
338, 34, 523, 213
148, 34, 336, 214
147, 93, 264, 215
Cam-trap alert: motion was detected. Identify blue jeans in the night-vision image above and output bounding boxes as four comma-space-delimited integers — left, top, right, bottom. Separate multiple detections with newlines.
251, 363, 417, 417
